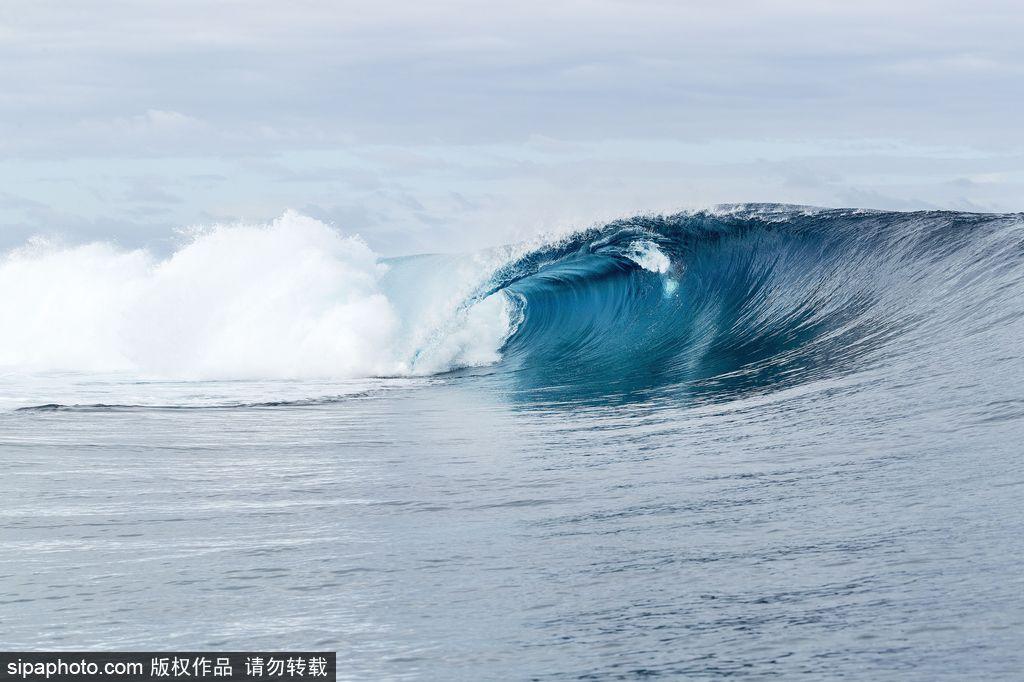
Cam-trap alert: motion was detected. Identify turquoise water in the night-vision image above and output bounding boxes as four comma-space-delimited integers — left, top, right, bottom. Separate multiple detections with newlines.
2, 206, 1023, 679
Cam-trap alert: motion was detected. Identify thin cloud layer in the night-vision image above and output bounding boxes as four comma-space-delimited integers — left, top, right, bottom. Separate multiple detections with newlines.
0, 0, 1022, 253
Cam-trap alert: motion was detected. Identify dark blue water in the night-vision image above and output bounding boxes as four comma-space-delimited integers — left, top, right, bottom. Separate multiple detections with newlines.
2, 206, 1023, 679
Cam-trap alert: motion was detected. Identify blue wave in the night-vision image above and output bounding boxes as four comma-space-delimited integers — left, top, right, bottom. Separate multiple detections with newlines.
457, 204, 1024, 402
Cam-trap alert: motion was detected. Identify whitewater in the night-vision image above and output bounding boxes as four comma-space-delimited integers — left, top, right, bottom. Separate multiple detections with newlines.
2, 204, 1023, 679
0, 211, 509, 381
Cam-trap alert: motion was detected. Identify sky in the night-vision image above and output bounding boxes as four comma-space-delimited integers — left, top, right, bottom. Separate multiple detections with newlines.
1, 0, 1023, 255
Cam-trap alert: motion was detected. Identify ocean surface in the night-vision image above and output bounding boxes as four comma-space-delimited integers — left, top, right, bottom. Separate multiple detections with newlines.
1, 205, 1023, 679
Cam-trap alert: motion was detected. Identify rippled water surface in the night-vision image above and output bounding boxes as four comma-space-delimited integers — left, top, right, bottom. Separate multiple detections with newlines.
2, 207, 1024, 679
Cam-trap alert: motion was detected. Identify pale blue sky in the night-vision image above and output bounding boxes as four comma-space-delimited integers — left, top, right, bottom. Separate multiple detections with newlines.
1, 0, 1022, 255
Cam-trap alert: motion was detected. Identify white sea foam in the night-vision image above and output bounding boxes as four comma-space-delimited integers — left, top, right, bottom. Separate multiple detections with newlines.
0, 212, 510, 380
624, 240, 671, 274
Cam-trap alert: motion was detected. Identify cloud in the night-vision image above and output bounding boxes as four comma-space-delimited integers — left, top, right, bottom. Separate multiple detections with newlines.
0, 191, 48, 210
122, 175, 185, 205
0, 0, 1023, 254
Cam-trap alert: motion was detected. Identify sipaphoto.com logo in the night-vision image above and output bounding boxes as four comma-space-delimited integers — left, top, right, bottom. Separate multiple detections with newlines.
6, 657, 142, 680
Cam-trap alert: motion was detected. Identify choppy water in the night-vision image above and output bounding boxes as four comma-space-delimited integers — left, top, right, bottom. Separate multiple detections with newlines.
2, 205, 1024, 679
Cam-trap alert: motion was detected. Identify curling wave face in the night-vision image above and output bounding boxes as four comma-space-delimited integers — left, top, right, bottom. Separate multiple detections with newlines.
423, 204, 1024, 404
2, 205, 1023, 406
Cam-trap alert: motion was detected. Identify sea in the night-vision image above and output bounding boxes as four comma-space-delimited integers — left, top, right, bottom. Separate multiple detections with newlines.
1, 205, 1023, 679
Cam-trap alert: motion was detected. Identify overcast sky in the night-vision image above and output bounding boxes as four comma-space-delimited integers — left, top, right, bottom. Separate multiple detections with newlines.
1, 0, 1022, 255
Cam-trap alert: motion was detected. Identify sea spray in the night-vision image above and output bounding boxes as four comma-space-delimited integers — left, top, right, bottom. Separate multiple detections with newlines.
0, 211, 508, 379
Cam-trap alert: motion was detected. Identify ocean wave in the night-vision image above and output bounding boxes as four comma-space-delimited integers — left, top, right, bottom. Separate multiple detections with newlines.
481, 205, 1024, 399
2, 205, 1022, 400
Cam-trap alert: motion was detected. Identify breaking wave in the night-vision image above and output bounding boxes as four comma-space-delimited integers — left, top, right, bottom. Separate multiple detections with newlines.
2, 204, 1023, 403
